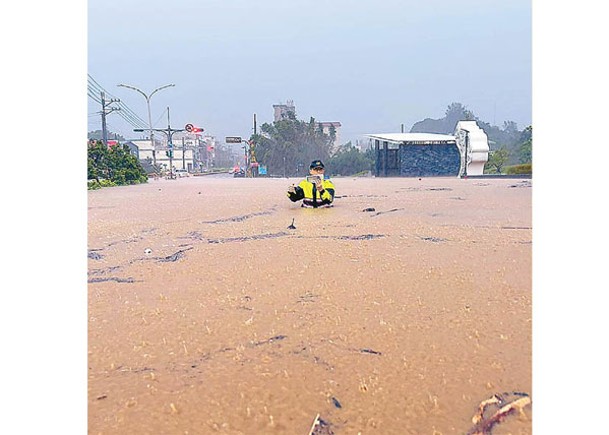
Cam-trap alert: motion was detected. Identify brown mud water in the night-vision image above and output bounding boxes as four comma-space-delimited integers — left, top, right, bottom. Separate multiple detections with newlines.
88, 176, 532, 434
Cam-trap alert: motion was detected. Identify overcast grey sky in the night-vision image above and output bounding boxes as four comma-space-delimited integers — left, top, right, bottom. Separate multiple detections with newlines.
89, 0, 531, 144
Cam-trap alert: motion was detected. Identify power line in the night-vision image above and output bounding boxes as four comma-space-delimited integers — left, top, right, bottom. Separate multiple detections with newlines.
87, 74, 148, 129
153, 107, 168, 129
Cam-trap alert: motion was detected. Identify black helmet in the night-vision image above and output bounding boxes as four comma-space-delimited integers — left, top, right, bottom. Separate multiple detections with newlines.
310, 160, 325, 169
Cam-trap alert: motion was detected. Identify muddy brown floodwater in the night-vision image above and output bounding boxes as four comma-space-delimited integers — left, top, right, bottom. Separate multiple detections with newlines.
88, 175, 532, 435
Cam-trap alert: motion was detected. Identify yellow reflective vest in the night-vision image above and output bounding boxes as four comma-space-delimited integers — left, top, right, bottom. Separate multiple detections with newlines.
287, 178, 335, 208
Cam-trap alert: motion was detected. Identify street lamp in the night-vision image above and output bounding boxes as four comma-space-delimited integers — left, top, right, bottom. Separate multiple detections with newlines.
117, 83, 175, 168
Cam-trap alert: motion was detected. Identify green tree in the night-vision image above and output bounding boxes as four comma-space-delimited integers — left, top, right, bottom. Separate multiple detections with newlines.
87, 129, 125, 141
484, 147, 510, 174
87, 140, 148, 186
517, 125, 532, 164
327, 143, 373, 176
253, 116, 334, 176
411, 102, 477, 134
409, 102, 528, 166
88, 140, 109, 181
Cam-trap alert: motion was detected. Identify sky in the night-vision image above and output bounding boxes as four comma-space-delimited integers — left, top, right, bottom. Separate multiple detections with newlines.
88, 0, 532, 145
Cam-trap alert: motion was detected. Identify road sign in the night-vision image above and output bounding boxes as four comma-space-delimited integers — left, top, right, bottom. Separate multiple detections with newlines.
185, 123, 194, 132
225, 136, 242, 143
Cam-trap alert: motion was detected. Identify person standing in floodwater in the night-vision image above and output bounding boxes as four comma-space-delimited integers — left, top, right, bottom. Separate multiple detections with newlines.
286, 159, 335, 208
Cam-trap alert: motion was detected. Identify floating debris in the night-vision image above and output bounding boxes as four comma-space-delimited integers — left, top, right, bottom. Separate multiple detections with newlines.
144, 248, 152, 255
372, 208, 402, 216
88, 277, 135, 284
207, 232, 290, 244
88, 265, 122, 276
336, 234, 384, 241
467, 392, 531, 435
420, 236, 447, 243
298, 292, 319, 303
508, 181, 531, 188
158, 247, 193, 262
359, 348, 382, 355
181, 231, 205, 241
308, 414, 334, 435
88, 251, 103, 260
362, 207, 376, 212
202, 210, 274, 224
288, 218, 296, 229
252, 335, 287, 347
331, 397, 342, 409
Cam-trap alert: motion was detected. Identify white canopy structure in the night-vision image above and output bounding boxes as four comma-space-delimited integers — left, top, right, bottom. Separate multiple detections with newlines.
454, 121, 489, 176
366, 121, 489, 177
366, 133, 457, 144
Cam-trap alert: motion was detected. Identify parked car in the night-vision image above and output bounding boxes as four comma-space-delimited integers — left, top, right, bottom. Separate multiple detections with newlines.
233, 169, 246, 178
175, 169, 189, 178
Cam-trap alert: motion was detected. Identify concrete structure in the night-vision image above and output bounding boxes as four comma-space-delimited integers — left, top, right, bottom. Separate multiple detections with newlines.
125, 138, 195, 172
273, 100, 296, 122
124, 139, 161, 170
367, 121, 489, 177
454, 120, 489, 176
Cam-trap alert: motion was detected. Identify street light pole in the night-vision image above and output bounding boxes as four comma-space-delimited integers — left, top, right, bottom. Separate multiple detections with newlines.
117, 83, 175, 169
134, 107, 184, 180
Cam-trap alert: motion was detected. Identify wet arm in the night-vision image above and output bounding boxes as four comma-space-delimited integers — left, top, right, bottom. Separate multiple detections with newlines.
287, 185, 305, 202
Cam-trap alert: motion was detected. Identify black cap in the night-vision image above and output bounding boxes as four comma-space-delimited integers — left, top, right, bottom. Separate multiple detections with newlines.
310, 160, 325, 169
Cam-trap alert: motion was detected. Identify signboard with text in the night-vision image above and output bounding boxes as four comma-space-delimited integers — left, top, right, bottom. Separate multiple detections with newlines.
225, 136, 242, 143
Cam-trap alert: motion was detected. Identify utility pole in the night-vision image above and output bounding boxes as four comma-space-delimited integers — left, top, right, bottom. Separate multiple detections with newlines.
100, 91, 120, 146
182, 137, 186, 170
167, 107, 174, 177
132, 105, 183, 179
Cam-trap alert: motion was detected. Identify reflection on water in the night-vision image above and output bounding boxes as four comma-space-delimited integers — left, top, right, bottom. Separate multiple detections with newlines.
88, 176, 532, 434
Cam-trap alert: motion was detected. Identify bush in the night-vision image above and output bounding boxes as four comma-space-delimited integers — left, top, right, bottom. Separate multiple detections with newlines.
87, 140, 148, 188
327, 144, 374, 176
87, 179, 117, 190
505, 163, 532, 175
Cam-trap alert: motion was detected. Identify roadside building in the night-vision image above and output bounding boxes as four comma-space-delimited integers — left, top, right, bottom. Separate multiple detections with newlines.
367, 120, 489, 177
124, 139, 159, 173
125, 138, 195, 172
273, 100, 296, 121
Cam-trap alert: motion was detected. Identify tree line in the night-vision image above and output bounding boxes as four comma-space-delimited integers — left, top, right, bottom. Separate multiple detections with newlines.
251, 102, 531, 176
251, 110, 375, 177
88, 101, 532, 179
411, 102, 532, 173
252, 112, 336, 177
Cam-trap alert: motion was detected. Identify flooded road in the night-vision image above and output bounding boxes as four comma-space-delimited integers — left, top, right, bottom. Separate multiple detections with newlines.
88, 175, 532, 434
